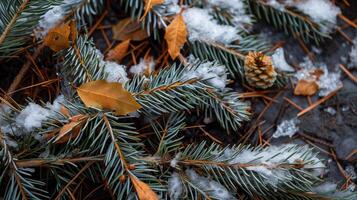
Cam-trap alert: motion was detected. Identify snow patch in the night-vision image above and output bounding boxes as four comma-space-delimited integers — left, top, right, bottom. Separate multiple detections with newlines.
271, 48, 295, 72
273, 118, 299, 138
294, 0, 340, 25
170, 153, 181, 168
207, 0, 252, 27
220, 144, 325, 186
184, 61, 227, 90
294, 57, 342, 97
103, 62, 128, 83
168, 173, 183, 199
324, 107, 336, 115
312, 182, 356, 197
183, 8, 240, 44
348, 37, 357, 68
267, 0, 340, 32
34, 6, 65, 39
15, 95, 64, 132
186, 169, 234, 199
129, 58, 155, 75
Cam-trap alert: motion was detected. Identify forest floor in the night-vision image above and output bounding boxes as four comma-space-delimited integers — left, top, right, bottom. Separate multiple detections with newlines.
1, 0, 356, 192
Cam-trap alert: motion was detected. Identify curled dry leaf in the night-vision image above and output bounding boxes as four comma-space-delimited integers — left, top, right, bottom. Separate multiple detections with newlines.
112, 18, 148, 41
77, 80, 142, 115
142, 0, 164, 21
309, 68, 324, 80
44, 22, 70, 52
55, 114, 88, 144
165, 14, 187, 60
60, 105, 71, 117
294, 79, 319, 96
106, 39, 130, 62
129, 174, 159, 200
69, 20, 78, 44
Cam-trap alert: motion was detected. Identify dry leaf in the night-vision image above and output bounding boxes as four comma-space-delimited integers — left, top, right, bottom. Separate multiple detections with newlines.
130, 174, 159, 200
44, 23, 70, 52
309, 69, 324, 80
142, 0, 164, 21
165, 15, 187, 59
106, 39, 130, 62
77, 80, 142, 115
69, 20, 78, 43
294, 79, 319, 96
112, 18, 148, 41
55, 114, 87, 144
60, 106, 71, 117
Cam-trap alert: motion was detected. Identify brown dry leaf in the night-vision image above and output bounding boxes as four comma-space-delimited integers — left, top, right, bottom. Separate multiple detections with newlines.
60, 106, 71, 117
309, 69, 324, 80
164, 14, 187, 59
55, 115, 87, 144
112, 18, 148, 41
69, 20, 78, 43
106, 39, 130, 62
77, 80, 142, 115
44, 23, 70, 52
294, 79, 319, 96
130, 174, 159, 200
142, 0, 164, 21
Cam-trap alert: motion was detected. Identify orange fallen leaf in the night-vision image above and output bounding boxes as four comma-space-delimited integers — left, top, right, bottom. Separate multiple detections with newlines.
55, 115, 88, 144
106, 39, 130, 62
129, 174, 159, 200
141, 0, 164, 21
44, 23, 70, 52
309, 69, 324, 80
77, 80, 142, 115
69, 20, 78, 44
112, 18, 148, 41
60, 106, 71, 117
294, 79, 319, 96
165, 14, 187, 60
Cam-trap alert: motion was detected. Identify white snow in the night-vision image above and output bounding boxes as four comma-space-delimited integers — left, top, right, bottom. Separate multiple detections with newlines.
163, 0, 181, 14
312, 182, 338, 194
316, 70, 342, 97
34, 0, 82, 38
168, 172, 183, 199
267, 0, 340, 32
129, 58, 155, 75
170, 153, 181, 168
103, 61, 128, 83
294, 0, 340, 25
312, 182, 355, 197
183, 8, 240, 44
207, 0, 252, 27
14, 95, 64, 133
348, 37, 357, 68
186, 169, 234, 199
324, 107, 336, 115
93, 49, 129, 84
184, 61, 227, 90
203, 117, 214, 124
35, 6, 65, 39
273, 118, 299, 138
219, 144, 325, 186
294, 57, 342, 97
271, 48, 295, 72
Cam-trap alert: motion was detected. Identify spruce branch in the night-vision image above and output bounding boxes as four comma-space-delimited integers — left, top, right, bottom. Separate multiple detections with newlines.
247, 0, 330, 44
190, 40, 286, 87
146, 142, 356, 200
61, 35, 105, 86
0, 0, 53, 55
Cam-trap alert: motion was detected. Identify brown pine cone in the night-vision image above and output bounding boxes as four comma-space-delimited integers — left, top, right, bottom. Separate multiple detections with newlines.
244, 51, 277, 89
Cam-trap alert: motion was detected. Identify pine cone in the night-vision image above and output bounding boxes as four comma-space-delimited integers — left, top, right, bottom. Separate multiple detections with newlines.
244, 51, 277, 89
